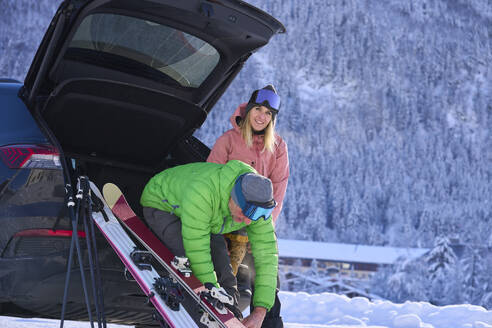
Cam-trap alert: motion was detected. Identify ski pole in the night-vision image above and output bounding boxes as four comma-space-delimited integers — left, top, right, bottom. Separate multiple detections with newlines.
59, 183, 76, 328
80, 176, 104, 328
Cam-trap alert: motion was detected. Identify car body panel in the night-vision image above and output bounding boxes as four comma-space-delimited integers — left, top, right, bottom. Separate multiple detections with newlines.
0, 83, 47, 146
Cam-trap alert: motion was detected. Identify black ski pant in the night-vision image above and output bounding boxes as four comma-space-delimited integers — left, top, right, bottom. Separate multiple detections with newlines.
142, 207, 239, 306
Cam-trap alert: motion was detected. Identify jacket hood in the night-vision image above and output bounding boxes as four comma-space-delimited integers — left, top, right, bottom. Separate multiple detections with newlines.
230, 102, 248, 132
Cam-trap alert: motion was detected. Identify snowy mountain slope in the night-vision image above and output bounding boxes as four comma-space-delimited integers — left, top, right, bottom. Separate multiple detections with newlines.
195, 0, 492, 249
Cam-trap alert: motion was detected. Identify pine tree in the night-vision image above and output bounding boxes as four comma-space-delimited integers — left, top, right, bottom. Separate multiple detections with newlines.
425, 236, 458, 305
426, 236, 457, 279
370, 256, 429, 303
461, 245, 484, 305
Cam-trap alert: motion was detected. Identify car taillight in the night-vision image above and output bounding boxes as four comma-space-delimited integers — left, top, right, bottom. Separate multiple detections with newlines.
0, 144, 61, 169
14, 229, 86, 238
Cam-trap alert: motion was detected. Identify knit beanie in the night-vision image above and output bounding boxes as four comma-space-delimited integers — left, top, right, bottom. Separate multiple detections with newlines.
245, 84, 280, 120
231, 173, 275, 207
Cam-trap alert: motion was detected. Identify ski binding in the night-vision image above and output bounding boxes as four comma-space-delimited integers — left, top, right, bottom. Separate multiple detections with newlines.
200, 283, 234, 314
130, 247, 153, 271
153, 274, 184, 312
171, 256, 192, 277
200, 312, 221, 328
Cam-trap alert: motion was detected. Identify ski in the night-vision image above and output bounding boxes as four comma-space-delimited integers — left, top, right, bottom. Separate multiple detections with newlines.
102, 183, 246, 328
88, 182, 198, 328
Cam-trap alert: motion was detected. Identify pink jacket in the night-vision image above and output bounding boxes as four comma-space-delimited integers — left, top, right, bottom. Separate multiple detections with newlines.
207, 103, 289, 222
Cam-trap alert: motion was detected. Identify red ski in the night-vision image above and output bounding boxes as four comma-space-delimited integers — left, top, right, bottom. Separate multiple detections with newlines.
102, 183, 245, 328
89, 181, 197, 328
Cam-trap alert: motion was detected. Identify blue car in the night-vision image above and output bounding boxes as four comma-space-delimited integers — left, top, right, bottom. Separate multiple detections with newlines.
0, 0, 284, 326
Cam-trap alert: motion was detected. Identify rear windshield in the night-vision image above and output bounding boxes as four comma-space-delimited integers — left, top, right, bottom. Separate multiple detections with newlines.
69, 13, 220, 88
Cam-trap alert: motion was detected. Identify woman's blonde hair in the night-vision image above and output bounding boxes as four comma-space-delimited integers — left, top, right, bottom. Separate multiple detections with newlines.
240, 108, 276, 153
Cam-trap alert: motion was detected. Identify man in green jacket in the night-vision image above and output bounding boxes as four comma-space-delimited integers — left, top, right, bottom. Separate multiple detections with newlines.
140, 160, 279, 328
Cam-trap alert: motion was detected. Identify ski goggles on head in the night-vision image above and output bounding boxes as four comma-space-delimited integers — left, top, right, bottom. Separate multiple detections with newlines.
232, 174, 276, 221
250, 89, 280, 112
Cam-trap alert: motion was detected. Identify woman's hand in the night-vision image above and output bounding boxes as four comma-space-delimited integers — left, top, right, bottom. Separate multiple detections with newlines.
241, 307, 267, 328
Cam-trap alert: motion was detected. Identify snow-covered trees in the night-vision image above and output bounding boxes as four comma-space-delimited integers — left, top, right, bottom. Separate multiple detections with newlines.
372, 237, 492, 307
425, 237, 459, 305
461, 246, 484, 305
426, 237, 457, 280
370, 256, 430, 303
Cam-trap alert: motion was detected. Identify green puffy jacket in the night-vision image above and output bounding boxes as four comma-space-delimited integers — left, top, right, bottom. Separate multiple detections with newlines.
140, 160, 278, 310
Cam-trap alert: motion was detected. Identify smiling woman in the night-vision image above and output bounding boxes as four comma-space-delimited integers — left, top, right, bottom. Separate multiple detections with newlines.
206, 85, 289, 325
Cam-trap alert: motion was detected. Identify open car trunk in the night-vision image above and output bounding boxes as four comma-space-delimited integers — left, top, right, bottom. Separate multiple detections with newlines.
23, 0, 285, 176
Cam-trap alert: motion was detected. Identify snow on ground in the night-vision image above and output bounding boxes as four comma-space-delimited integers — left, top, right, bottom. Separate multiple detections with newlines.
0, 316, 129, 328
2, 291, 491, 328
